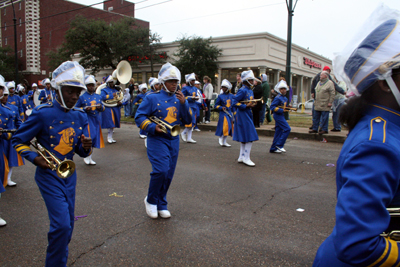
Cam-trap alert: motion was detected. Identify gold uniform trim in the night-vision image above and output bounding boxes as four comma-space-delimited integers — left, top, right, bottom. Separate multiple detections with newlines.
369, 116, 386, 143
15, 144, 31, 154
140, 119, 151, 130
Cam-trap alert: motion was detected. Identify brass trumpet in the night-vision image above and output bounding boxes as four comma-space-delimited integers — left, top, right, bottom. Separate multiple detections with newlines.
380, 208, 400, 241
278, 106, 298, 112
148, 116, 180, 137
30, 140, 76, 179
240, 98, 264, 104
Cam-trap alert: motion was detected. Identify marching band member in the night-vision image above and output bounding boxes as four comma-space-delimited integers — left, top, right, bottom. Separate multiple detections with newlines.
232, 70, 259, 167
19, 85, 30, 115
132, 83, 149, 139
0, 76, 13, 226
76, 75, 105, 165
269, 80, 291, 153
1, 86, 23, 187
29, 83, 38, 108
12, 61, 92, 266
313, 8, 400, 266
38, 78, 55, 104
181, 73, 198, 143
7, 81, 24, 118
149, 77, 161, 92
215, 79, 233, 147
122, 88, 131, 117
100, 76, 122, 144
135, 62, 192, 219
193, 80, 203, 131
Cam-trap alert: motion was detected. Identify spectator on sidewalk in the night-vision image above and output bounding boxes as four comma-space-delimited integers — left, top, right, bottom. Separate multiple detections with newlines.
260, 74, 272, 124
331, 75, 347, 132
231, 73, 242, 95
252, 78, 263, 128
203, 76, 213, 124
309, 71, 335, 135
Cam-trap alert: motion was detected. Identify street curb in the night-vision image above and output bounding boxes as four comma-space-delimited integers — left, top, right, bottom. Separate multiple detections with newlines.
121, 121, 347, 144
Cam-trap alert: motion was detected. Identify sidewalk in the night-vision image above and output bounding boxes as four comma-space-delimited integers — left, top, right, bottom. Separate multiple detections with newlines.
197, 121, 348, 144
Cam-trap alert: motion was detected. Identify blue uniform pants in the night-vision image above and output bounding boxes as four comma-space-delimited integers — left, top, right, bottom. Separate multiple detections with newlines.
36, 172, 76, 267
270, 113, 291, 152
312, 111, 329, 132
146, 136, 179, 210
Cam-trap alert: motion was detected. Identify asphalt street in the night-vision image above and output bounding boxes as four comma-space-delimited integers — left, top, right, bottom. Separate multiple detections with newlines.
0, 124, 342, 266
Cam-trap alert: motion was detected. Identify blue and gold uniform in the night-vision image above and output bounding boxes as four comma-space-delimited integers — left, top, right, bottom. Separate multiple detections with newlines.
232, 85, 259, 143
135, 89, 191, 211
21, 93, 31, 113
7, 93, 24, 118
215, 92, 233, 138
12, 99, 91, 267
313, 105, 400, 266
181, 84, 198, 127
76, 91, 105, 149
100, 85, 121, 129
0, 103, 13, 192
4, 103, 24, 168
270, 84, 291, 153
38, 88, 56, 104
12, 61, 91, 267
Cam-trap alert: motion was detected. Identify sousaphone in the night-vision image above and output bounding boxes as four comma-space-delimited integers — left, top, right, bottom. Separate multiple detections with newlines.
96, 60, 132, 107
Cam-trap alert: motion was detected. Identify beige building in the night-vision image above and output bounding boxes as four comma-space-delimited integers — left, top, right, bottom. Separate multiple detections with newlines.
103, 32, 332, 103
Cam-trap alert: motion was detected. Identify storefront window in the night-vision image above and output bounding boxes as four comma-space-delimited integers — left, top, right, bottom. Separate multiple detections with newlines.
132, 73, 142, 84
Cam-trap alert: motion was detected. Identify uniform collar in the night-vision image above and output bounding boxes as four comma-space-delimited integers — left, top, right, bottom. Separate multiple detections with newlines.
366, 104, 400, 126
160, 89, 174, 97
53, 97, 70, 112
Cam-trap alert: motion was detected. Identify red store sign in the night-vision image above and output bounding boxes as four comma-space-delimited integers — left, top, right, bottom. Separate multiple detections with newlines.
303, 57, 322, 69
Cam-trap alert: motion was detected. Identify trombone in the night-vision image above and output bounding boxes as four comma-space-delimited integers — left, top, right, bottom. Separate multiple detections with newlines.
240, 98, 264, 104
380, 208, 400, 241
30, 140, 76, 179
148, 116, 181, 137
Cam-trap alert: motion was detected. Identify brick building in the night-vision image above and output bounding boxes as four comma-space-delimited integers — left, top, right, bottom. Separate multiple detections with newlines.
0, 0, 149, 84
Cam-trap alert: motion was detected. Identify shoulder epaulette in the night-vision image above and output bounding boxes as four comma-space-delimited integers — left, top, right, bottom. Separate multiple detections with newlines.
369, 116, 387, 143
36, 102, 53, 110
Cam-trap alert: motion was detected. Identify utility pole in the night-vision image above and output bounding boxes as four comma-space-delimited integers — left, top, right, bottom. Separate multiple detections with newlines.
285, 0, 298, 87
11, 0, 19, 84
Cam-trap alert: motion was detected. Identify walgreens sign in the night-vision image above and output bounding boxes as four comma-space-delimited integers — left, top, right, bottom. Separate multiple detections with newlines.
303, 57, 322, 69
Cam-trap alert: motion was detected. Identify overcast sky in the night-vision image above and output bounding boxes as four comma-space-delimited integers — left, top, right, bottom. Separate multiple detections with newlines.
70, 0, 400, 60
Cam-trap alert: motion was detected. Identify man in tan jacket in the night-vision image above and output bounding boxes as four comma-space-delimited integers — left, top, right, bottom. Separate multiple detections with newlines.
309, 71, 335, 135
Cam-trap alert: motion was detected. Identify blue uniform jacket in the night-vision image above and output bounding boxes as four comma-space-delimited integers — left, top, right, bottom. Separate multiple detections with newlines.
314, 104, 400, 266
232, 85, 258, 142
0, 104, 14, 193
135, 90, 192, 139
270, 94, 288, 115
132, 92, 146, 106
7, 94, 24, 117
38, 88, 56, 104
12, 99, 91, 173
215, 92, 234, 137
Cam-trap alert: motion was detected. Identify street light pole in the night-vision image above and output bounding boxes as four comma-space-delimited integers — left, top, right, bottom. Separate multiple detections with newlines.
285, 0, 298, 87
11, 0, 19, 84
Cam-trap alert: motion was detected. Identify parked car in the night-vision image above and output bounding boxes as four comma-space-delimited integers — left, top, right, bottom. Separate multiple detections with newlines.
298, 99, 314, 110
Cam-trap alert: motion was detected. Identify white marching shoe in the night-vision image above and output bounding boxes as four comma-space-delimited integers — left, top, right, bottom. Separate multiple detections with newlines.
0, 217, 6, 227
7, 179, 16, 187
158, 210, 171, 219
107, 137, 113, 144
238, 157, 244, 163
223, 142, 231, 147
243, 159, 255, 167
89, 158, 96, 165
112, 139, 116, 143
139, 134, 147, 139
144, 138, 147, 148
219, 137, 223, 146
187, 139, 197, 144
277, 147, 286, 153
83, 157, 91, 165
180, 132, 187, 142
144, 197, 158, 219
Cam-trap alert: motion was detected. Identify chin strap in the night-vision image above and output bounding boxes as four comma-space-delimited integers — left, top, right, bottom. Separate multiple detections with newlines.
386, 76, 400, 107
56, 90, 73, 110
